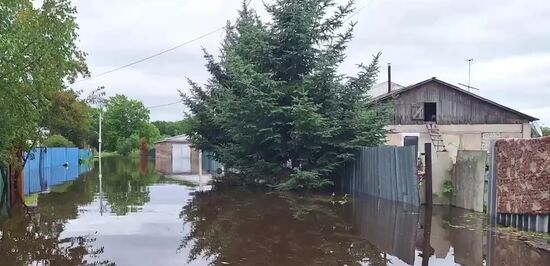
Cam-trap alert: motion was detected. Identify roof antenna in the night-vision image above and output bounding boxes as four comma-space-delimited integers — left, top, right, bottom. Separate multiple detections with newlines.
458, 58, 480, 92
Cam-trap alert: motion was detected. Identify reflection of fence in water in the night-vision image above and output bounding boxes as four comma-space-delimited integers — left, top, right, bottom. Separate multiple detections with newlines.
23, 147, 93, 195
0, 169, 7, 215
351, 195, 419, 265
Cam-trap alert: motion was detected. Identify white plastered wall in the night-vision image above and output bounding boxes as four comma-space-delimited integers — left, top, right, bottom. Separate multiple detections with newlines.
385, 123, 531, 205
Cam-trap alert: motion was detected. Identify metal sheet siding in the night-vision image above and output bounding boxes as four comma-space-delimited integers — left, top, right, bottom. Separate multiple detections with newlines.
343, 146, 419, 205
23, 147, 89, 195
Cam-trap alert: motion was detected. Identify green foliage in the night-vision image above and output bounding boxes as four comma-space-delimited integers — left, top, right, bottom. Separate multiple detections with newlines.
542, 126, 550, 136
138, 122, 161, 148
116, 134, 139, 156
44, 134, 75, 147
183, 0, 391, 190
277, 170, 333, 191
442, 180, 454, 198
0, 0, 88, 173
97, 94, 159, 152
152, 119, 192, 137
41, 90, 91, 147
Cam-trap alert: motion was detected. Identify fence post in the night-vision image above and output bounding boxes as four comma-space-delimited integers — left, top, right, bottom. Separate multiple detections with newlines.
424, 143, 433, 206
487, 140, 497, 225
486, 140, 497, 266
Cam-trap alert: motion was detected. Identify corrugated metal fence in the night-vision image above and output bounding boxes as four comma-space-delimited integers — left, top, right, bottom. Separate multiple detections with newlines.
343, 146, 419, 206
23, 147, 93, 195
202, 151, 223, 174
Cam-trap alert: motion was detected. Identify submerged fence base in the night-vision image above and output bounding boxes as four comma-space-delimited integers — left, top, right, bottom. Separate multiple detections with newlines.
497, 213, 549, 233
343, 145, 419, 206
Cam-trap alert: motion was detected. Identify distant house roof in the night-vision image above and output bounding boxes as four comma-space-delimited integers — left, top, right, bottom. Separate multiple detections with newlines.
155, 134, 190, 144
370, 77, 538, 122
369, 81, 405, 98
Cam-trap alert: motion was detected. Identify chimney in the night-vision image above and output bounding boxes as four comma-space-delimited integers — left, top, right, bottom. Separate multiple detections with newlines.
387, 63, 392, 93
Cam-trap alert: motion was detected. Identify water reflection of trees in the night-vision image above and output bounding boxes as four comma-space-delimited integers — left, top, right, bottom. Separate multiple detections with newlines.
180, 186, 388, 266
101, 157, 159, 215
0, 173, 113, 266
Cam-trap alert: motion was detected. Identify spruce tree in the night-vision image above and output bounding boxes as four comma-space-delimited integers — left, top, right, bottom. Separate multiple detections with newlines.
183, 0, 391, 190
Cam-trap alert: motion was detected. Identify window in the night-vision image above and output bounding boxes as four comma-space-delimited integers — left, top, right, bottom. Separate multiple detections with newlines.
424, 102, 437, 122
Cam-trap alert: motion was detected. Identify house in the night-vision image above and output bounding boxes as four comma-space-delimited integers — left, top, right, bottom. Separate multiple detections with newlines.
370, 77, 538, 204
154, 135, 201, 175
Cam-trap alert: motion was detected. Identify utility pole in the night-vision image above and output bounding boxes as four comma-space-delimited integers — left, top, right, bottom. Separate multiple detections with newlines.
98, 103, 104, 215
198, 150, 203, 191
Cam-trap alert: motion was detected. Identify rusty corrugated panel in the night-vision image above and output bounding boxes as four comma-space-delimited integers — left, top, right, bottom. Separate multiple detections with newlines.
496, 137, 550, 214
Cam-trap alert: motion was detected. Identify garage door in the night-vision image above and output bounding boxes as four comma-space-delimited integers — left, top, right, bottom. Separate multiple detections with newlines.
172, 144, 191, 173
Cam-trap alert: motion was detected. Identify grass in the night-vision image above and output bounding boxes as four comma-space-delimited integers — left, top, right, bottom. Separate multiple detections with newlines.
50, 181, 74, 193
24, 193, 39, 206
496, 226, 550, 242
95, 151, 119, 158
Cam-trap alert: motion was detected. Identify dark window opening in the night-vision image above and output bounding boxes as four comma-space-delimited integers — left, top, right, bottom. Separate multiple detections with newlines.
424, 102, 437, 122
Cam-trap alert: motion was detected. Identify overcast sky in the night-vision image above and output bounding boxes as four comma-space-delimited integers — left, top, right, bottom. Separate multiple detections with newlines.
71, 0, 550, 125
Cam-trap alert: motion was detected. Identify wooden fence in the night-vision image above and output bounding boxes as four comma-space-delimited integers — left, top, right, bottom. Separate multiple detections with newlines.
342, 146, 419, 206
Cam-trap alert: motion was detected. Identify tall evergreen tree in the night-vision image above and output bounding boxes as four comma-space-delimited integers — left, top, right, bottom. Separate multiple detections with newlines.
183, 0, 391, 190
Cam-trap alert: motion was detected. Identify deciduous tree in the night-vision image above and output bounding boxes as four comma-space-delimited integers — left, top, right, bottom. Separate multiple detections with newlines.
0, 0, 88, 204
100, 94, 160, 152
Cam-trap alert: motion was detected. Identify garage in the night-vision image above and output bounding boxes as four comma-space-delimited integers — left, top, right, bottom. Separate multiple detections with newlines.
154, 135, 200, 174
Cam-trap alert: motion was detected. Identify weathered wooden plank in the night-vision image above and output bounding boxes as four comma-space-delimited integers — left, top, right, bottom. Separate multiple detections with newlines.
387, 80, 528, 125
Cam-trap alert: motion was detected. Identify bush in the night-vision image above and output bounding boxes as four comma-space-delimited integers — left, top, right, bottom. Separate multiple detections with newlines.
277, 170, 333, 191
44, 134, 75, 147
116, 134, 139, 156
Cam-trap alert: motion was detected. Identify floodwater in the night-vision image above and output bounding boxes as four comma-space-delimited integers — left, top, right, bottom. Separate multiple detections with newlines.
0, 157, 549, 266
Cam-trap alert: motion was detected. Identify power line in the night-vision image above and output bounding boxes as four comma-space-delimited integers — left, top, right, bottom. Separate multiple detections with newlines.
76, 27, 224, 83
146, 99, 183, 109
91, 0, 368, 110
77, 0, 258, 84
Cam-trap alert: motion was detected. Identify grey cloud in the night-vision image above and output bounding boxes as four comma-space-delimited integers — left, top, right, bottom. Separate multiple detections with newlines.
71, 0, 550, 124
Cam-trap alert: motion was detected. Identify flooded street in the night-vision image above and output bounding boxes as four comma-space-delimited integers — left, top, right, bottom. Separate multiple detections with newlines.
0, 157, 549, 265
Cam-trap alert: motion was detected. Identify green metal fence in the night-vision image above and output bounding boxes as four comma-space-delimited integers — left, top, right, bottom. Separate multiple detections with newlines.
201, 152, 223, 174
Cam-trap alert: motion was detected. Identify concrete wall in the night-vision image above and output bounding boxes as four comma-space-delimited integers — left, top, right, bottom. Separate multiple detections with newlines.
386, 123, 529, 205
496, 137, 550, 214
452, 150, 487, 212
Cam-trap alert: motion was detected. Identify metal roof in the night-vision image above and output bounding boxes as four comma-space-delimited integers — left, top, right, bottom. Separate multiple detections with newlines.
155, 134, 190, 144
370, 77, 538, 122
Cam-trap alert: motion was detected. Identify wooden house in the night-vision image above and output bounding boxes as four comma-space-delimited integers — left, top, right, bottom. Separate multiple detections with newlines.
371, 77, 538, 204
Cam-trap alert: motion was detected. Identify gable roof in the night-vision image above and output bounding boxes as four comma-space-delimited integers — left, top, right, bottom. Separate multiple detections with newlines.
370, 77, 538, 122
155, 134, 190, 144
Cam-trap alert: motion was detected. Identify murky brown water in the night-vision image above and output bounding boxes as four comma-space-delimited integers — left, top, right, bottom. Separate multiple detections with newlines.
0, 157, 548, 265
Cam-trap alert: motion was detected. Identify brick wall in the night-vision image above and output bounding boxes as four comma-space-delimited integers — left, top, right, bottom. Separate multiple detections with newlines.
155, 142, 172, 174
496, 137, 550, 214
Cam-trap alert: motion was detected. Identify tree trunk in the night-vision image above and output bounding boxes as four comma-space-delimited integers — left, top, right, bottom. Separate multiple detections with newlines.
9, 147, 25, 208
